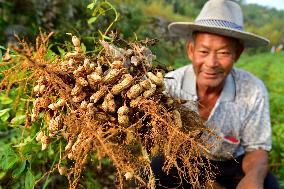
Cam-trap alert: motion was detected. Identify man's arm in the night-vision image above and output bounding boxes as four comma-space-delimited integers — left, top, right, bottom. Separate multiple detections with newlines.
237, 149, 268, 189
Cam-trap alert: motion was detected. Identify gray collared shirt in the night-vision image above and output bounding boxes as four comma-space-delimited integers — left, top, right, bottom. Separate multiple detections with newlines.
164, 64, 272, 160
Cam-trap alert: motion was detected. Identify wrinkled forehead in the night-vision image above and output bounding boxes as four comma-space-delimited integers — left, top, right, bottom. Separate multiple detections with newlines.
190, 31, 243, 48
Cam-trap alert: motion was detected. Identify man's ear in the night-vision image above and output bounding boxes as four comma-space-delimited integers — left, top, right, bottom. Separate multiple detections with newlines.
186, 41, 194, 61
235, 44, 244, 62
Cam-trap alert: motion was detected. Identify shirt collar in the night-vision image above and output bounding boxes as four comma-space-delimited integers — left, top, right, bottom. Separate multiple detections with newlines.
182, 65, 197, 96
220, 71, 236, 102
182, 65, 236, 102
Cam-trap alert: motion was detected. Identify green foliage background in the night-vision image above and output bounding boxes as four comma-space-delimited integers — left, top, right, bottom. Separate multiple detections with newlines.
0, 0, 284, 188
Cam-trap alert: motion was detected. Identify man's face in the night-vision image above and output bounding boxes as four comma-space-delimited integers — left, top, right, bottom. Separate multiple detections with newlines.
187, 32, 242, 89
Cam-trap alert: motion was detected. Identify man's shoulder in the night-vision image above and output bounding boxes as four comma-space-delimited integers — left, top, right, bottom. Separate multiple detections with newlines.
165, 64, 193, 78
232, 68, 268, 97
163, 65, 194, 97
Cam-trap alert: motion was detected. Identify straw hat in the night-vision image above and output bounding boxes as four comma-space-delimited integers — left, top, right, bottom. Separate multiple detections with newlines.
168, 0, 269, 47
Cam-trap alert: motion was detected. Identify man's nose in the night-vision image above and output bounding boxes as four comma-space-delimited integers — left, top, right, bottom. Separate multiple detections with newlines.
206, 53, 218, 67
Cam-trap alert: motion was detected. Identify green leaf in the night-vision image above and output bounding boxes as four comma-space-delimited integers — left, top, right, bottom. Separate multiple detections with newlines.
88, 17, 97, 25
57, 47, 65, 59
1, 112, 10, 122
12, 160, 26, 178
0, 94, 13, 104
13, 136, 33, 148
102, 157, 110, 165
87, 2, 95, 10
0, 108, 10, 116
0, 49, 2, 63
25, 169, 35, 189
81, 43, 86, 53
98, 30, 112, 40
92, 6, 100, 16
98, 6, 105, 16
45, 47, 56, 60
0, 108, 11, 122
87, 0, 97, 9
10, 114, 26, 125
0, 147, 19, 170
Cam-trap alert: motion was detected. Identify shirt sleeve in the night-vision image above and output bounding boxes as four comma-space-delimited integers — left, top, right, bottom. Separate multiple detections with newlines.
240, 87, 272, 152
163, 67, 185, 98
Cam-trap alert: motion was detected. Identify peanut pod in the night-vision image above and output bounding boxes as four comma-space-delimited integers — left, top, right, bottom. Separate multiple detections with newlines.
166, 98, 174, 106
71, 84, 82, 96
90, 86, 108, 103
83, 58, 90, 68
68, 59, 74, 66
36, 131, 45, 142
130, 96, 142, 108
156, 83, 166, 93
40, 134, 50, 151
117, 105, 129, 115
33, 84, 45, 94
111, 74, 133, 95
72, 36, 80, 47
41, 143, 48, 151
118, 114, 129, 127
48, 115, 63, 135
143, 83, 156, 98
80, 101, 88, 109
156, 71, 164, 79
75, 46, 81, 53
146, 72, 164, 86
86, 103, 97, 116
127, 84, 143, 99
84, 59, 93, 74
95, 112, 109, 122
90, 63, 95, 70
48, 99, 65, 110
31, 98, 41, 122
65, 140, 73, 151
111, 60, 124, 69
64, 52, 80, 59
103, 68, 126, 84
95, 64, 103, 75
87, 72, 102, 86
102, 93, 116, 113
124, 172, 134, 180
72, 92, 86, 103
73, 66, 85, 77
77, 77, 88, 87
139, 79, 151, 90
58, 166, 67, 176
173, 109, 182, 128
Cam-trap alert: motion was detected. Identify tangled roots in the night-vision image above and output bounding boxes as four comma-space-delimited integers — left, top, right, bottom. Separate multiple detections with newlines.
0, 33, 215, 189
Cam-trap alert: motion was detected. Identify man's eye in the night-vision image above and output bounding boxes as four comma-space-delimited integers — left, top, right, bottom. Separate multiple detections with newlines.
219, 51, 230, 55
199, 50, 208, 54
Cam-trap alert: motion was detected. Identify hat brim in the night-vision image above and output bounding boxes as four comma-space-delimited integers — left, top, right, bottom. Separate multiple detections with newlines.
168, 22, 269, 47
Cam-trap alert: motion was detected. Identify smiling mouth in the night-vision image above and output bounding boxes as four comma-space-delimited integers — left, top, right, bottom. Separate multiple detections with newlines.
204, 71, 218, 75
202, 71, 220, 78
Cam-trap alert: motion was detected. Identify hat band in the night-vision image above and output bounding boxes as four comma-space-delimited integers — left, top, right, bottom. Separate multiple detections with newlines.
195, 19, 243, 31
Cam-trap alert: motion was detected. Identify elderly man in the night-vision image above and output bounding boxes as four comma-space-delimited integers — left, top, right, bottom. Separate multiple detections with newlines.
151, 0, 280, 188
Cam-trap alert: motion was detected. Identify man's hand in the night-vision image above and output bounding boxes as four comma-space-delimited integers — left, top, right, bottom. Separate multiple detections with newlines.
236, 149, 268, 189
236, 174, 263, 189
